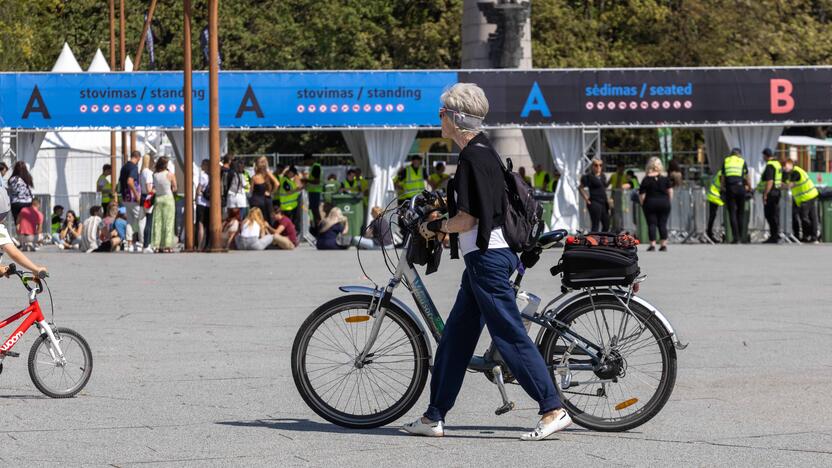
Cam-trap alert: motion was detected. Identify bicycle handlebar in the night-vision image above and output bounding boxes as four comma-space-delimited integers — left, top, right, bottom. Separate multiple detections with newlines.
5, 263, 48, 280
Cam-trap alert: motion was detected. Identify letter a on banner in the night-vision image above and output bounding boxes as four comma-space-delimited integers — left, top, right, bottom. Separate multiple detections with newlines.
22, 85, 51, 119
770, 79, 794, 114
520, 81, 551, 118
235, 84, 264, 118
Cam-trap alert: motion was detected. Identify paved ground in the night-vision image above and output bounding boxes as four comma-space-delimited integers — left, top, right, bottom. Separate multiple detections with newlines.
0, 243, 830, 467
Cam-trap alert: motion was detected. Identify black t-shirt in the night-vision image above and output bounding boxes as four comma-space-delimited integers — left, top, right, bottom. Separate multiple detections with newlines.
639, 175, 672, 201
119, 161, 139, 200
451, 133, 504, 251
789, 170, 801, 182
761, 164, 775, 181
581, 173, 607, 204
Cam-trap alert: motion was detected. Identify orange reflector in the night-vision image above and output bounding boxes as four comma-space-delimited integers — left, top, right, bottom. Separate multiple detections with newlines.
615, 398, 638, 411
344, 315, 370, 323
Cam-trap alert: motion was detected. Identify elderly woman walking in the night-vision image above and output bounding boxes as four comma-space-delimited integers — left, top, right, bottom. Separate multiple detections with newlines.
402, 83, 570, 441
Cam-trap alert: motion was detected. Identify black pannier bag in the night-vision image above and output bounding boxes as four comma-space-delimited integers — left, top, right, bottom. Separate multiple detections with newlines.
551, 232, 640, 288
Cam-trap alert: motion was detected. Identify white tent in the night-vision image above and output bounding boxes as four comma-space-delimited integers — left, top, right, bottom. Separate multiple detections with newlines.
22, 46, 117, 213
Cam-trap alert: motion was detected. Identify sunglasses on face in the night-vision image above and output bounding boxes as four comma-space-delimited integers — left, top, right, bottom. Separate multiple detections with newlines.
439, 107, 456, 120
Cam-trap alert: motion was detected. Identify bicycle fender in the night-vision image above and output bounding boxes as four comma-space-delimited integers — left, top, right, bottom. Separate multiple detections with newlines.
338, 286, 434, 362
535, 290, 686, 351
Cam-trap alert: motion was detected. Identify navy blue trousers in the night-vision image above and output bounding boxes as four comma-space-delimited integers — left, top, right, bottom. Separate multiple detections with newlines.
424, 248, 561, 422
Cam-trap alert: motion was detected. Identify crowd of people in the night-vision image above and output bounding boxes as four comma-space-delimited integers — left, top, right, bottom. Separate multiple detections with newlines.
4, 140, 824, 253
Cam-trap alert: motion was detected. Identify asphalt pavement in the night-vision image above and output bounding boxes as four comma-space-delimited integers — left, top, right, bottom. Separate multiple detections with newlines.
0, 243, 830, 467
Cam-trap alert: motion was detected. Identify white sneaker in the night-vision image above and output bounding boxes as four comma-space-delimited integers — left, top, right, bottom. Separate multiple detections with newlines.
520, 409, 572, 441
56, 243, 64, 250
143, 247, 154, 254
400, 417, 444, 437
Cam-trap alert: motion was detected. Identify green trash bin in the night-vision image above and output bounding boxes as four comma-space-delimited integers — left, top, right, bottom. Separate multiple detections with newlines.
821, 196, 832, 242
331, 194, 365, 238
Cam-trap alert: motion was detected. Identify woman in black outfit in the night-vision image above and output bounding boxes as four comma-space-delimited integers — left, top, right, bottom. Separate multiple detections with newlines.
639, 157, 673, 251
579, 159, 609, 232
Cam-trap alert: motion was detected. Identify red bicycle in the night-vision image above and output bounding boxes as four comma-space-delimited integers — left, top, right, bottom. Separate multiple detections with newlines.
0, 263, 92, 398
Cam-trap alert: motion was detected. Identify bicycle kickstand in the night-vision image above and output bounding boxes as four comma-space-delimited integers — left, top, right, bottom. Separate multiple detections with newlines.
492, 365, 515, 416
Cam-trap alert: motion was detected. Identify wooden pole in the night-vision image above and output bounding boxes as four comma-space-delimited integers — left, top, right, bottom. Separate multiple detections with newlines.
119, 0, 128, 165
131, 0, 158, 164
109, 0, 117, 205
183, 0, 195, 251
207, 0, 223, 251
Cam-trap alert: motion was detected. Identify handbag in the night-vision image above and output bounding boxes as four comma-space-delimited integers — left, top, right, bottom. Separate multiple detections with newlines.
143, 193, 155, 209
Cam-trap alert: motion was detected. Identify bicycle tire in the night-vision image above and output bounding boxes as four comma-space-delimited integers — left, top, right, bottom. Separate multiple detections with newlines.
28, 327, 93, 398
540, 296, 677, 432
291, 295, 430, 429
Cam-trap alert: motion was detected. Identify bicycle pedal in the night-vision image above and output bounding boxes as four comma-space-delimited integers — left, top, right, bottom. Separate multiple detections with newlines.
0, 351, 19, 358
495, 401, 515, 416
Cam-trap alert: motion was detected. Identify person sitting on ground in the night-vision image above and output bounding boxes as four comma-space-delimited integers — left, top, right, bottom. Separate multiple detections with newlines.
235, 207, 274, 251
94, 204, 122, 253
316, 204, 350, 250
112, 207, 131, 251
57, 210, 83, 250
221, 208, 241, 250
269, 207, 297, 250
50, 205, 64, 244
16, 198, 43, 252
80, 206, 103, 253
355, 206, 394, 249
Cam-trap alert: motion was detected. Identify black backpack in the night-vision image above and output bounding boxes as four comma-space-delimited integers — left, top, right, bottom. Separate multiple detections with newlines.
476, 143, 544, 252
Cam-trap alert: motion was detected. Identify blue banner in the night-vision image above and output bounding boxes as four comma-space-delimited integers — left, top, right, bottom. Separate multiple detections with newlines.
0, 71, 457, 129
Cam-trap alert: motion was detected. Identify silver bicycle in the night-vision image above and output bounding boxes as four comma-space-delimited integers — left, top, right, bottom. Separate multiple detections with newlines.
292, 192, 685, 431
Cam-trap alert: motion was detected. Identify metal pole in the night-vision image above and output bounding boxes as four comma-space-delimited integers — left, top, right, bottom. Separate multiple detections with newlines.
109, 0, 117, 205
119, 0, 128, 165
183, 0, 195, 251
207, 0, 223, 251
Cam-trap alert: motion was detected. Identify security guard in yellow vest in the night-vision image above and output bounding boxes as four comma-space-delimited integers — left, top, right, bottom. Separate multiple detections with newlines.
355, 168, 370, 207
784, 159, 819, 243
518, 166, 532, 185
532, 164, 554, 192
96, 164, 114, 209
341, 169, 362, 195
395, 155, 427, 203
428, 162, 450, 192
705, 169, 724, 242
721, 148, 751, 244
278, 166, 303, 231
303, 155, 323, 226
758, 148, 783, 243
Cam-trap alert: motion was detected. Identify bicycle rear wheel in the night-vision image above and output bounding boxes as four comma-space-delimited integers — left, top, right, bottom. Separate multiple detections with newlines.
28, 327, 93, 398
540, 296, 676, 432
291, 295, 430, 429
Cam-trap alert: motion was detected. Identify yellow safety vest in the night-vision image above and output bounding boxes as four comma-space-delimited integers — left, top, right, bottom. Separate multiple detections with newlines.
609, 172, 628, 189
756, 160, 782, 192
341, 178, 362, 194
278, 176, 300, 211
723, 155, 746, 178
401, 166, 425, 200
533, 171, 551, 191
707, 170, 724, 206
97, 174, 112, 203
428, 173, 449, 190
790, 166, 818, 206
307, 163, 323, 193
359, 176, 369, 204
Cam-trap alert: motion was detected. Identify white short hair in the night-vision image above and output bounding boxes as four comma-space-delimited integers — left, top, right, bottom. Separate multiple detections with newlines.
440, 83, 489, 118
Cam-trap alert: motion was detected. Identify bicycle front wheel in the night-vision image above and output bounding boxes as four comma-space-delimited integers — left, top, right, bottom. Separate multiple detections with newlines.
291, 295, 430, 429
28, 327, 93, 398
540, 296, 677, 432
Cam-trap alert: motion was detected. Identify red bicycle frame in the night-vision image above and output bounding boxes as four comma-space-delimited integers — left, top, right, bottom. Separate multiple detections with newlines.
0, 299, 45, 353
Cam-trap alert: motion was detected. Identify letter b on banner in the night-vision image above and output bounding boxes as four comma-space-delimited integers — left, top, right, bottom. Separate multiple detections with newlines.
770, 79, 794, 114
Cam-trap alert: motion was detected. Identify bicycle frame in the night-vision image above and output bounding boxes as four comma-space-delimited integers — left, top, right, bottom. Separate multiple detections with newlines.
0, 291, 64, 363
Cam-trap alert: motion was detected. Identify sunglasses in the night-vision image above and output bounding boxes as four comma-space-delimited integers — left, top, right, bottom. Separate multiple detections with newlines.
439, 107, 456, 119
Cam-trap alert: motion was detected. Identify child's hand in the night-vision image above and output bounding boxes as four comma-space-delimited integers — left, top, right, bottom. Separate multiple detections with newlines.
0, 265, 8, 277
32, 266, 48, 277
